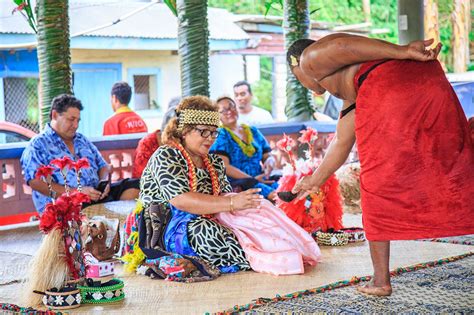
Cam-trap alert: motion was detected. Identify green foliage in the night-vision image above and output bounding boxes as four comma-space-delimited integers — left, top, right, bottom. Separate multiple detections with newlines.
284, 0, 313, 121
253, 79, 272, 112
177, 0, 210, 97
36, 0, 72, 127
12, 0, 37, 33
164, 0, 177, 16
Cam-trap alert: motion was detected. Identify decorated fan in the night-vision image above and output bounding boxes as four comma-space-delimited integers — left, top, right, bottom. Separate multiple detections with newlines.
24, 157, 91, 308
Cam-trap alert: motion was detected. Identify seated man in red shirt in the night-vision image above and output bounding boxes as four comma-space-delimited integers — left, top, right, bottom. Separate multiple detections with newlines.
103, 82, 148, 136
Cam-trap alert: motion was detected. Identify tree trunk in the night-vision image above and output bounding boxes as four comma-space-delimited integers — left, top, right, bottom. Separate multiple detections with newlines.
36, 0, 72, 128
362, 0, 371, 23
452, 0, 470, 72
424, 0, 440, 42
424, 0, 444, 69
177, 0, 210, 97
283, 0, 312, 121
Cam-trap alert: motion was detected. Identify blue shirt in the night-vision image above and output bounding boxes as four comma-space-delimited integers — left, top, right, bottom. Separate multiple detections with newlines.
210, 126, 271, 177
20, 124, 107, 214
209, 126, 277, 198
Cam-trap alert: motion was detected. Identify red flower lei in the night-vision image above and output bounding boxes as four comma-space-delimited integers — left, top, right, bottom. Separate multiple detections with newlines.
170, 142, 220, 197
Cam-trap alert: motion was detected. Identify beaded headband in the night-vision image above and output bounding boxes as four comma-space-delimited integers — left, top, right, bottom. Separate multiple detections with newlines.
177, 109, 220, 131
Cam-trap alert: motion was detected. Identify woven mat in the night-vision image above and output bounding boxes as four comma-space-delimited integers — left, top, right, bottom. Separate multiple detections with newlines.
0, 251, 31, 285
419, 234, 474, 245
249, 255, 474, 314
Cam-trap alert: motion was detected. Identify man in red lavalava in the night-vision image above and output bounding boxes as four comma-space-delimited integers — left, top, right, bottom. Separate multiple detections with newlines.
103, 81, 148, 136
289, 33, 474, 297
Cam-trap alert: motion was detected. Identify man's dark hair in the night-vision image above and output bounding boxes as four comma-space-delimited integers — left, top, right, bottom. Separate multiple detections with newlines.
287, 39, 315, 68
111, 81, 132, 105
50, 94, 83, 119
233, 80, 252, 95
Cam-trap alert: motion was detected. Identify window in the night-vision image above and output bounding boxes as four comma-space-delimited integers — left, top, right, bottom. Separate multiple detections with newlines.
132, 74, 158, 110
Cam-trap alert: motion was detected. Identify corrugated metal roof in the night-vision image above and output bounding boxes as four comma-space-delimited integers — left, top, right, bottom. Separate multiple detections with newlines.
0, 1, 249, 41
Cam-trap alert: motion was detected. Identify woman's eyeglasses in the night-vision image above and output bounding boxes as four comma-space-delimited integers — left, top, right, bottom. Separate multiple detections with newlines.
194, 127, 219, 139
218, 106, 236, 114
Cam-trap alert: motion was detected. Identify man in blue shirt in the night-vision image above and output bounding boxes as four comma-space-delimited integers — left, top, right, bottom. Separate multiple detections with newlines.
21, 94, 139, 214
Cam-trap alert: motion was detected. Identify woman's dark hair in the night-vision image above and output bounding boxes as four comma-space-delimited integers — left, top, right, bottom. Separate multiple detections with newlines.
50, 94, 83, 119
216, 96, 236, 107
111, 81, 132, 105
286, 39, 315, 68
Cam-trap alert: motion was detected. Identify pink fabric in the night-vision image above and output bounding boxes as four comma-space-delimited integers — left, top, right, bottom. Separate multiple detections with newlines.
215, 199, 321, 276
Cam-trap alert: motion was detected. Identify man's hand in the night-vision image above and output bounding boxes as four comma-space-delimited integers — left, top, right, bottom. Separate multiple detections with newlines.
291, 175, 320, 201
405, 39, 442, 62
99, 182, 111, 200
81, 186, 102, 202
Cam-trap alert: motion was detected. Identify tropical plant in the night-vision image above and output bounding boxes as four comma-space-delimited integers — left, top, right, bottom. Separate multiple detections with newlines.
283, 0, 313, 121
177, 0, 210, 97
12, 0, 36, 33
35, 0, 72, 127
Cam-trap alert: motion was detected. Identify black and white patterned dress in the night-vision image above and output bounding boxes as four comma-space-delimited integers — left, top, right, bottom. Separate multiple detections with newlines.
139, 145, 250, 271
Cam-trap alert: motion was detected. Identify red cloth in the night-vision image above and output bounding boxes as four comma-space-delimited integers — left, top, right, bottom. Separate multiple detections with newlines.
103, 109, 148, 136
132, 131, 160, 178
354, 59, 474, 241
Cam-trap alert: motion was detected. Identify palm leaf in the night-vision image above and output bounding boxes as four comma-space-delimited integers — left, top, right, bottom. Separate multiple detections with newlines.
283, 0, 314, 121
36, 0, 72, 127
164, 0, 177, 17
177, 0, 209, 97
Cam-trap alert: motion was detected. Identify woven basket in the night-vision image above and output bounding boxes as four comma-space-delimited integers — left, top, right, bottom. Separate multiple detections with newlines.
314, 231, 349, 246
83, 200, 136, 226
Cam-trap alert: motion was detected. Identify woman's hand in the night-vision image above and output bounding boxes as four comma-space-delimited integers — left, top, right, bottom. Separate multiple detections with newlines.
232, 188, 264, 210
254, 174, 275, 185
291, 175, 320, 201
405, 39, 442, 61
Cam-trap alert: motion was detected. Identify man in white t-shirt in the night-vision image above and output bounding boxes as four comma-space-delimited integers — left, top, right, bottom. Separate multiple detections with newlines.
233, 81, 274, 125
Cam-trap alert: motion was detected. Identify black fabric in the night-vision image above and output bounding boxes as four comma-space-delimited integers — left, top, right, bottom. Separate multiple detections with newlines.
229, 177, 259, 191
339, 103, 356, 119
81, 178, 140, 208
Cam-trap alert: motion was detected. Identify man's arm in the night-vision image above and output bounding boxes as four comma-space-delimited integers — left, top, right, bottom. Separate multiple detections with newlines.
292, 101, 356, 198
301, 34, 442, 81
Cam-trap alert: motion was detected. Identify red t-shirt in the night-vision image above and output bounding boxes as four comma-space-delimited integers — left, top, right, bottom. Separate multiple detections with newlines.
103, 107, 148, 136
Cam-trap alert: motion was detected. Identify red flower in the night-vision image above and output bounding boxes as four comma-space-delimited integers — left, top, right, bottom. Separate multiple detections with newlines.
35, 165, 55, 180
12, 3, 27, 14
72, 158, 90, 171
51, 156, 74, 171
276, 134, 296, 153
298, 127, 318, 144
70, 191, 91, 205
39, 204, 60, 233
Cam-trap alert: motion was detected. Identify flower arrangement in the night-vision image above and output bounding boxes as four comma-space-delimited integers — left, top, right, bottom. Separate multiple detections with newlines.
24, 156, 91, 308
276, 128, 343, 234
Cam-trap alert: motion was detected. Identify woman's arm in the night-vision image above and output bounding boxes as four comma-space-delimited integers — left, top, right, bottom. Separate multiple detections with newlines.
301, 35, 442, 81
219, 155, 253, 179
170, 188, 263, 215
292, 101, 356, 199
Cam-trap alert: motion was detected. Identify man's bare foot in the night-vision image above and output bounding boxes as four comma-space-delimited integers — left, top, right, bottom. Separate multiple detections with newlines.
357, 280, 392, 296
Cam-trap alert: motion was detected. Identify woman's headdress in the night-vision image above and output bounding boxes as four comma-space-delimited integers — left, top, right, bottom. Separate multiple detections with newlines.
177, 109, 220, 131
